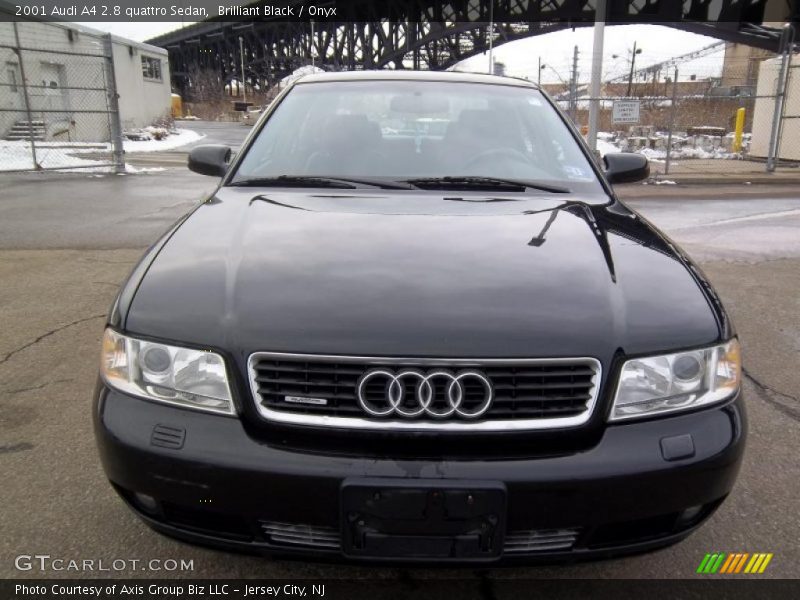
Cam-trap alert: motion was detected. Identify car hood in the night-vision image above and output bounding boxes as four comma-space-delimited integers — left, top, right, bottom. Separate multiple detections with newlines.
125, 188, 723, 365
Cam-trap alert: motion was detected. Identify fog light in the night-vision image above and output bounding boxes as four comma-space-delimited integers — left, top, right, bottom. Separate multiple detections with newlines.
677, 505, 703, 525
133, 492, 159, 514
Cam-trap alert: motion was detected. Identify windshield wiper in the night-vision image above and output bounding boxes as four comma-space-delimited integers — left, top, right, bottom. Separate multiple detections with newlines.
228, 175, 414, 190
229, 176, 355, 189
326, 176, 416, 190
404, 176, 570, 194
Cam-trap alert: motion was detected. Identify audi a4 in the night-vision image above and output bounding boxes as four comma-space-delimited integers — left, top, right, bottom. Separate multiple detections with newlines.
94, 71, 745, 563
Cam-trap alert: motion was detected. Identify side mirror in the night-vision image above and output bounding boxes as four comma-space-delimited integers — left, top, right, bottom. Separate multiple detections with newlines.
188, 145, 232, 177
603, 152, 649, 184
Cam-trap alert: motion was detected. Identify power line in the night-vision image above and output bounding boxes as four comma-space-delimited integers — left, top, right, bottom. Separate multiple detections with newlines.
605, 40, 726, 84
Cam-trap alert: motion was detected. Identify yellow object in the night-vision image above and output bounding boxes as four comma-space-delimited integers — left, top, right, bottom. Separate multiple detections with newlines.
733, 107, 745, 152
171, 93, 183, 118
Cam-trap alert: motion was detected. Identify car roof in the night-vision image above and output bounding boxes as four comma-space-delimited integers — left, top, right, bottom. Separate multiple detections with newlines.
295, 69, 539, 89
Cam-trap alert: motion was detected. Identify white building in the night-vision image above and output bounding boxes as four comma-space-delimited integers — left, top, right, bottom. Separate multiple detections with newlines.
0, 15, 171, 142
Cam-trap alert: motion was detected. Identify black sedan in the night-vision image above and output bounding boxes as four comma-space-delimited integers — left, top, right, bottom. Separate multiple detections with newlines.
95, 70, 744, 564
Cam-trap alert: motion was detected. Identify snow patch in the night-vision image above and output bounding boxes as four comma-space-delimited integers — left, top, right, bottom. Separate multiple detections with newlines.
594, 130, 743, 161
280, 65, 325, 88
0, 142, 107, 172
596, 139, 622, 156
124, 164, 167, 174
0, 128, 203, 172
123, 128, 204, 153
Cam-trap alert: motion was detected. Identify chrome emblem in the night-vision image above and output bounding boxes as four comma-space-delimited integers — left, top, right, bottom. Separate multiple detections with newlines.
356, 369, 493, 419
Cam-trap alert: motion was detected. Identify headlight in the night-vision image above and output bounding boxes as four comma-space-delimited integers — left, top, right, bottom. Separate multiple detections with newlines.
610, 339, 741, 421
101, 328, 235, 415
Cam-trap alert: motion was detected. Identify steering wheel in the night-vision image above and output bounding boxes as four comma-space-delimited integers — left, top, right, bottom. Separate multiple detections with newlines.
462, 147, 531, 170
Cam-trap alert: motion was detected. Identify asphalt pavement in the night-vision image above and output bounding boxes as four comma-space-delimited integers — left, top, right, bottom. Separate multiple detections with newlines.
1, 126, 798, 580
177, 119, 253, 150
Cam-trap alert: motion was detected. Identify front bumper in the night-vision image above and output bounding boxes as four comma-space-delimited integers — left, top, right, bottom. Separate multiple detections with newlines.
94, 384, 746, 564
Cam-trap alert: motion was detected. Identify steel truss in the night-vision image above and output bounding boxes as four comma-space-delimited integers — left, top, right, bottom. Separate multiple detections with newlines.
148, 0, 794, 99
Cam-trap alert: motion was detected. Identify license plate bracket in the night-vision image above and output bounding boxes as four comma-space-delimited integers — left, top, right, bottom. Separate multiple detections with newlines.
341, 478, 506, 560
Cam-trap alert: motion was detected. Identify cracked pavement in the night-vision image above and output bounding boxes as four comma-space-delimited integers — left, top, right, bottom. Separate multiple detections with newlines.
0, 161, 798, 579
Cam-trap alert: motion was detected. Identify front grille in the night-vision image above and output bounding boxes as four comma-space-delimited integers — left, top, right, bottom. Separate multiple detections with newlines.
503, 528, 581, 554
259, 521, 341, 550
248, 353, 601, 431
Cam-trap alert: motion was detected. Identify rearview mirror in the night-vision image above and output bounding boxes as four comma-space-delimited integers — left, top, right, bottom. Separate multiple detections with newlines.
188, 145, 232, 177
603, 152, 649, 184
390, 94, 450, 114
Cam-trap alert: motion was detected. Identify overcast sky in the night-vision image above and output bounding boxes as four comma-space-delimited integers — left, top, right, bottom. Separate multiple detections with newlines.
78, 22, 725, 83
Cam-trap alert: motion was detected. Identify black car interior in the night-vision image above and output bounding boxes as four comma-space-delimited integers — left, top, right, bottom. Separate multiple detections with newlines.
296, 106, 553, 179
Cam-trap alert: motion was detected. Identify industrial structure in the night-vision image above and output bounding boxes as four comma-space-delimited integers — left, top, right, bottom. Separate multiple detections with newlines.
149, 0, 798, 101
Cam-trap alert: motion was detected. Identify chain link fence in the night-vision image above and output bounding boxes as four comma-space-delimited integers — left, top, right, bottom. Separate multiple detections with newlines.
0, 20, 124, 173
551, 38, 799, 182
585, 92, 769, 179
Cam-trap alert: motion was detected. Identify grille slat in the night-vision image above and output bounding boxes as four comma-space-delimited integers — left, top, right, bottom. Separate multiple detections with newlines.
255, 402, 364, 415
262, 529, 339, 542
503, 528, 581, 553
249, 354, 600, 431
492, 394, 592, 403
505, 535, 577, 543
486, 368, 595, 378
260, 365, 365, 376
257, 385, 357, 399
492, 381, 592, 391
485, 407, 589, 418
259, 521, 341, 550
255, 376, 360, 385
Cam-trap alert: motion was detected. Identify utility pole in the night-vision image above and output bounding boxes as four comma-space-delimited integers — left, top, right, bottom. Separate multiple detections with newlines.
239, 36, 246, 104
626, 41, 641, 96
538, 56, 542, 86
569, 45, 579, 122
310, 20, 315, 68
587, 0, 606, 153
664, 67, 678, 176
488, 0, 494, 74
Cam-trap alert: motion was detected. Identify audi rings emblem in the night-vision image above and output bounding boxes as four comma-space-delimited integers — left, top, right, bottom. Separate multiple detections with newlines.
356, 369, 494, 419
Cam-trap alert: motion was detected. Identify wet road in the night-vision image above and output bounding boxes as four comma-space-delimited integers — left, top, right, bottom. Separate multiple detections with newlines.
1, 167, 798, 580
633, 196, 800, 262
175, 119, 253, 150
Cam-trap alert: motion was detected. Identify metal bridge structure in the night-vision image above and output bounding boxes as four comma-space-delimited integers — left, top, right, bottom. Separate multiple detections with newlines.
148, 0, 799, 99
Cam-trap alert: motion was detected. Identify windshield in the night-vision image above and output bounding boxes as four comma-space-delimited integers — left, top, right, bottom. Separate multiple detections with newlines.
232, 80, 603, 193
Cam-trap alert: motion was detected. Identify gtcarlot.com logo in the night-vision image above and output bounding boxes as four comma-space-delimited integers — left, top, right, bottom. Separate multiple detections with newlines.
14, 554, 194, 572
697, 552, 774, 574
